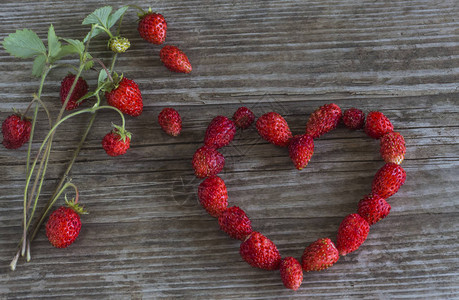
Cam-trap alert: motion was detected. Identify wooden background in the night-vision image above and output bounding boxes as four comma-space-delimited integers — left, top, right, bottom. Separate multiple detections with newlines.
1, 0, 458, 298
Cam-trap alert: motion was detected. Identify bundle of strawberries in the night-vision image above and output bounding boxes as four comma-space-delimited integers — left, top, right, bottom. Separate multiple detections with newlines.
191, 104, 406, 290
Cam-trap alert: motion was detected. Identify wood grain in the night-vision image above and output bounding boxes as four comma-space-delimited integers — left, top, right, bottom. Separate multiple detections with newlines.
0, 0, 458, 299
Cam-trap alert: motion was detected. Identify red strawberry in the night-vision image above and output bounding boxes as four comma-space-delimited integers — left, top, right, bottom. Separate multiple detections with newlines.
138, 11, 167, 45
198, 176, 228, 217
256, 112, 292, 147
233, 107, 255, 129
105, 77, 143, 117
301, 238, 339, 272
357, 194, 391, 226
365, 111, 393, 139
240, 231, 281, 270
204, 116, 236, 148
160, 45, 192, 73
192, 145, 225, 178
342, 107, 365, 130
102, 126, 131, 157
380, 132, 406, 164
372, 163, 406, 199
288, 134, 314, 170
45, 201, 85, 248
2, 114, 31, 149
218, 206, 252, 240
305, 103, 342, 138
336, 214, 370, 256
60, 74, 89, 110
158, 107, 182, 136
280, 257, 303, 291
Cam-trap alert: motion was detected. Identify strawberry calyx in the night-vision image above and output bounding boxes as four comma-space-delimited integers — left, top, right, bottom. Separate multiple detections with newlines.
102, 72, 123, 93
111, 123, 132, 142
65, 198, 87, 215
137, 7, 153, 19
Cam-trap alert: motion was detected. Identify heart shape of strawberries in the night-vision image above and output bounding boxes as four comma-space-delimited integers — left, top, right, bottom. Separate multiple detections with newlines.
192, 104, 407, 290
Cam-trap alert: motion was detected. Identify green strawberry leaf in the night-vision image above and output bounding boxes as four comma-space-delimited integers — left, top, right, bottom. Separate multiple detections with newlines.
98, 68, 108, 85
2, 29, 46, 58
82, 6, 112, 27
47, 24, 61, 59
62, 38, 85, 54
83, 53, 94, 70
83, 26, 105, 43
32, 54, 47, 77
107, 6, 129, 29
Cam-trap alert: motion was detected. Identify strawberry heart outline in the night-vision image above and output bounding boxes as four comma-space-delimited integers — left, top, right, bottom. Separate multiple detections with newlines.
192, 103, 407, 290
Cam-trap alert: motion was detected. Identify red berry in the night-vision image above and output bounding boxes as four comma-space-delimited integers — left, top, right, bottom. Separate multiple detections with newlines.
198, 176, 228, 218
105, 77, 143, 117
288, 134, 314, 170
336, 214, 370, 256
372, 163, 406, 199
192, 146, 225, 178
357, 194, 391, 226
102, 128, 131, 157
380, 132, 406, 164
60, 74, 89, 110
233, 107, 255, 129
204, 116, 236, 149
46, 206, 81, 248
2, 114, 31, 149
280, 257, 303, 291
138, 12, 167, 45
365, 111, 393, 139
256, 112, 292, 147
301, 238, 339, 272
218, 206, 252, 240
342, 108, 365, 130
240, 231, 281, 270
160, 45, 192, 73
305, 103, 342, 138
158, 107, 182, 136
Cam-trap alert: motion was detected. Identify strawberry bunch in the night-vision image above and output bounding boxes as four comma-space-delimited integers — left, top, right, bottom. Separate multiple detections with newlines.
192, 103, 407, 290
2, 5, 195, 270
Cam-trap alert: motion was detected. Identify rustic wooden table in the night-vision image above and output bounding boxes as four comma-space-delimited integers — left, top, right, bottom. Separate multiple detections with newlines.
1, 0, 458, 299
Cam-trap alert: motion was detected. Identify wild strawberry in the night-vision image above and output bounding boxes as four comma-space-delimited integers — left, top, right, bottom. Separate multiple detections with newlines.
204, 116, 236, 149
158, 107, 182, 136
218, 206, 252, 240
372, 163, 406, 199
357, 194, 391, 226
233, 107, 255, 129
2, 114, 31, 149
160, 45, 192, 73
102, 126, 131, 157
365, 111, 393, 139
305, 103, 342, 138
198, 176, 228, 218
301, 238, 339, 272
336, 214, 370, 256
105, 77, 143, 117
138, 11, 167, 45
380, 132, 406, 164
256, 112, 292, 147
60, 74, 89, 110
240, 231, 281, 270
45, 200, 85, 248
109, 36, 130, 53
342, 108, 365, 130
288, 134, 314, 170
192, 145, 225, 178
280, 257, 303, 291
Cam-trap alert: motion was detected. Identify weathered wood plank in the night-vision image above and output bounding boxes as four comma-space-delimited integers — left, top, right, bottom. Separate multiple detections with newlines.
0, 0, 458, 299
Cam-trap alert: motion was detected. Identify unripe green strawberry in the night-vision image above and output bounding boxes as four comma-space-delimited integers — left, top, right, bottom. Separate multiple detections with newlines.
109, 37, 130, 53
